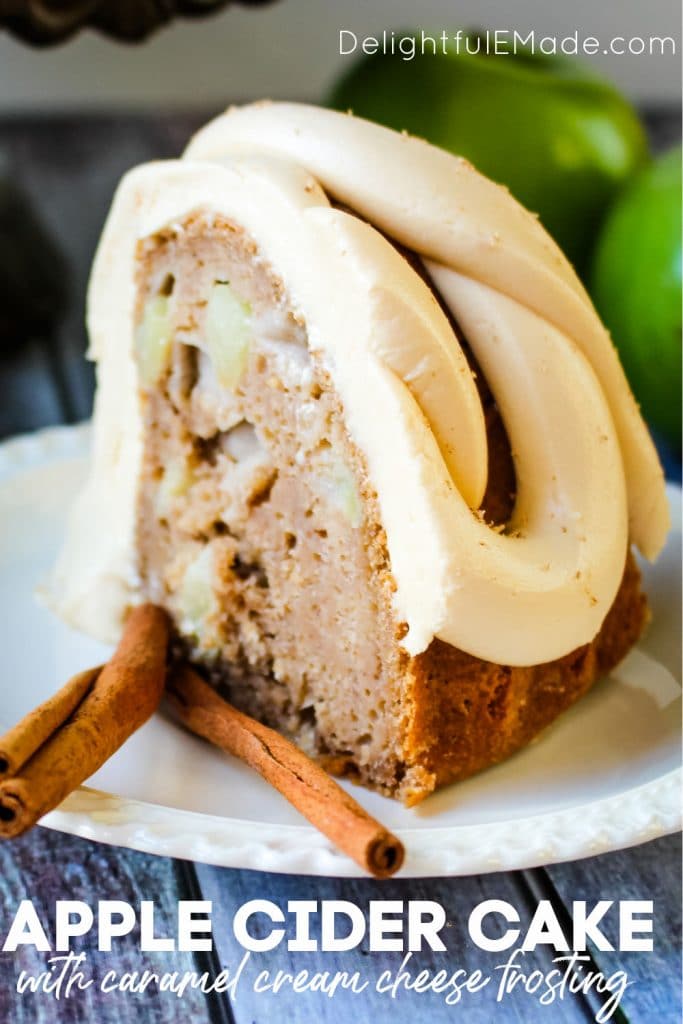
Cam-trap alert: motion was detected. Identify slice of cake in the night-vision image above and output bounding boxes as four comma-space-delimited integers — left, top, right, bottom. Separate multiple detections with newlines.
49, 103, 669, 805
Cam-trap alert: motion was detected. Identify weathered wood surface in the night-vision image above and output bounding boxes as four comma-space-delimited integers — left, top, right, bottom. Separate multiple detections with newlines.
0, 109, 679, 1024
195, 863, 598, 1024
0, 830, 215, 1023
546, 834, 683, 1022
195, 836, 682, 1023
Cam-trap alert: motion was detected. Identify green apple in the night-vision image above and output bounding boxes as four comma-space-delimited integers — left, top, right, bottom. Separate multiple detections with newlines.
591, 147, 682, 446
329, 34, 649, 274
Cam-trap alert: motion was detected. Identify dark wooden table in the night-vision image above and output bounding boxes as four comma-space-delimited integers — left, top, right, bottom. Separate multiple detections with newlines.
0, 111, 680, 1024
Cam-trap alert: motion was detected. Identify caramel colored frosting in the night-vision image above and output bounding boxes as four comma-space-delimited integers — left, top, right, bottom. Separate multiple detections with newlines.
49, 103, 668, 665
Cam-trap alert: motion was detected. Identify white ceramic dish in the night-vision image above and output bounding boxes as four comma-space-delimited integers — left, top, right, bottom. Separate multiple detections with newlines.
0, 424, 680, 877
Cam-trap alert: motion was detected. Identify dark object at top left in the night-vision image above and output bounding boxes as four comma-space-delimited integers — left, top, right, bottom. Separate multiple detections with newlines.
0, 0, 273, 45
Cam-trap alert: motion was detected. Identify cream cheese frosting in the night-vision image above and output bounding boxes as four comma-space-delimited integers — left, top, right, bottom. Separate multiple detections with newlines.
48, 102, 669, 665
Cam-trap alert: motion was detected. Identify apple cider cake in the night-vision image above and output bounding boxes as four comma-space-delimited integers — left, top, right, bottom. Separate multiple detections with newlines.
49, 103, 668, 804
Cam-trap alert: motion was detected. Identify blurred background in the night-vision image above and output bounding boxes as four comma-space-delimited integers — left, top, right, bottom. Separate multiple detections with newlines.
0, 0, 680, 470
0, 0, 680, 107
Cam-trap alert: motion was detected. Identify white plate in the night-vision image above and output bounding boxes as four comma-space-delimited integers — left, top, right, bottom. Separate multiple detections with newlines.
0, 424, 680, 877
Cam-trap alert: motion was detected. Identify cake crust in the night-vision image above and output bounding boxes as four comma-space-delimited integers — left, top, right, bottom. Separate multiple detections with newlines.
399, 552, 647, 804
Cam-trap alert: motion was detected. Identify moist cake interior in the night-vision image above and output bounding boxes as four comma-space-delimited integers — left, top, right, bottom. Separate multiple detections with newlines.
134, 211, 645, 804
136, 213, 412, 792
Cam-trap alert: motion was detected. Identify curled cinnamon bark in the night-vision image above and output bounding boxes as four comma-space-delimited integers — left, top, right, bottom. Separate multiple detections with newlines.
0, 604, 170, 839
0, 666, 101, 780
167, 665, 405, 878
0, 603, 404, 875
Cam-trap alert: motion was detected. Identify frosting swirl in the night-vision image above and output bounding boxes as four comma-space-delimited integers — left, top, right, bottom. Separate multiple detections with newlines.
52, 103, 668, 664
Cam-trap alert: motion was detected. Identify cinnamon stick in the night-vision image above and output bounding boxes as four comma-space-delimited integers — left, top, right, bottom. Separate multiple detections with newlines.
0, 666, 101, 780
0, 604, 170, 839
167, 665, 405, 878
